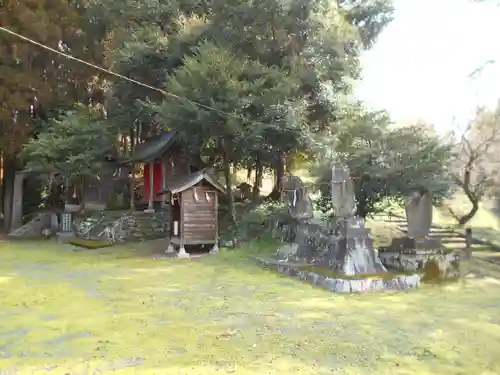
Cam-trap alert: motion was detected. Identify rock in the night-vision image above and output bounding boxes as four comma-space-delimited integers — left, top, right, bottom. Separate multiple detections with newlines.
276, 243, 298, 260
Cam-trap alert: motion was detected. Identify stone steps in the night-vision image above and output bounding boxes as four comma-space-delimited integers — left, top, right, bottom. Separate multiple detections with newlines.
8, 213, 51, 239
378, 214, 468, 250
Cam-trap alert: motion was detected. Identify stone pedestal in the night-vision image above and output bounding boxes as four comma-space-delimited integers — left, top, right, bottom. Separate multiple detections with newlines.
293, 216, 387, 276
209, 244, 219, 254
177, 246, 190, 258
334, 217, 386, 275
379, 236, 460, 278
165, 242, 175, 253
56, 211, 75, 243
56, 231, 75, 243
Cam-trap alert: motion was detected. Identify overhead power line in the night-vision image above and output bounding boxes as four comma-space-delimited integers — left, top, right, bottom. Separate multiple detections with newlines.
0, 25, 269, 127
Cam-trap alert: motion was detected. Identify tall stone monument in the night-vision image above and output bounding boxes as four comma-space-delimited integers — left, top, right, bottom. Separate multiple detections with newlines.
289, 162, 386, 275
331, 162, 356, 218
327, 162, 386, 275
378, 189, 459, 277
385, 189, 441, 252
406, 189, 433, 239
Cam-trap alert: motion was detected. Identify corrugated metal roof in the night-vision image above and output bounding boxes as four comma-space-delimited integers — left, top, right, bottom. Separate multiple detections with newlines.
157, 170, 227, 195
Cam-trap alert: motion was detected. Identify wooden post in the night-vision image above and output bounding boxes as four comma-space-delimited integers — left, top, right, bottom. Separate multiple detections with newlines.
465, 227, 473, 259
210, 191, 219, 253
145, 161, 155, 212
177, 191, 189, 258
161, 159, 167, 208
129, 164, 135, 210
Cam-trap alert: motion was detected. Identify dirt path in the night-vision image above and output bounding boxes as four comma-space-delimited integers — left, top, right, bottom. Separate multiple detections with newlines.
1, 241, 500, 374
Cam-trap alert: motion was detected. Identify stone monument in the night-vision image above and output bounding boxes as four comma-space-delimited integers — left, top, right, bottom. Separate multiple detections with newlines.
281, 163, 386, 276
378, 189, 459, 277
275, 175, 314, 259
265, 166, 422, 293
330, 162, 356, 218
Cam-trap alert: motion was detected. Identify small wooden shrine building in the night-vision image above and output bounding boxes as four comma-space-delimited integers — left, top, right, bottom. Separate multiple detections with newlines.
157, 170, 226, 257
125, 130, 202, 211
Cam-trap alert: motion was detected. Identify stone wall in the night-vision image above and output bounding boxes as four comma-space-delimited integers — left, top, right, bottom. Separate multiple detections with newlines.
75, 210, 169, 242
115, 211, 169, 241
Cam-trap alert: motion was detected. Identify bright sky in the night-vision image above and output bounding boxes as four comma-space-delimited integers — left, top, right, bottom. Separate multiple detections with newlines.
356, 0, 500, 132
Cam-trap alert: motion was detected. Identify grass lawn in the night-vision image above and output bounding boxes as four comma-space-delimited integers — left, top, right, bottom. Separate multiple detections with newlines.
1, 240, 500, 375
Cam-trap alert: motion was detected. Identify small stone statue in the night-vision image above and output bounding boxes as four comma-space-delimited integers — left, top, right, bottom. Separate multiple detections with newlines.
405, 189, 433, 239
281, 175, 314, 221
331, 162, 356, 218
276, 175, 313, 259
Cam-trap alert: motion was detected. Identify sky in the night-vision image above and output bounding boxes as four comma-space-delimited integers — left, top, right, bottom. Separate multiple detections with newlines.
356, 0, 500, 133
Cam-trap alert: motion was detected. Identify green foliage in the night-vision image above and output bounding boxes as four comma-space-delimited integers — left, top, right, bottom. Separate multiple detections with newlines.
150, 42, 306, 164
104, 0, 394, 165
234, 201, 288, 241
314, 106, 454, 217
21, 107, 116, 182
0, 0, 86, 156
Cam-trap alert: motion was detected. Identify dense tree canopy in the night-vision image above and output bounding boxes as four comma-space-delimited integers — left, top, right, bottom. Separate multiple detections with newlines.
0, 0, 96, 156
313, 107, 454, 218
4, 0, 458, 230
22, 106, 114, 181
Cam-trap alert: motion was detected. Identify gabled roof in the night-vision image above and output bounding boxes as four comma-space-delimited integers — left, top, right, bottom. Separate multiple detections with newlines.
157, 170, 227, 195
125, 130, 177, 163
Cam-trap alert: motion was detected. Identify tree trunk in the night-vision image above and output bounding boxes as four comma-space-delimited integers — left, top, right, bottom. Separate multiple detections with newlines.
355, 191, 369, 219
253, 156, 263, 200
246, 166, 252, 181
268, 150, 286, 200
2, 157, 16, 232
458, 199, 479, 225
453, 170, 481, 225
0, 152, 3, 220
222, 155, 237, 246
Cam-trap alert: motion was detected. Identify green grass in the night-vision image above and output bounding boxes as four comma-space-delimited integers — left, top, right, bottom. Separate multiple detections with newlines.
1, 240, 500, 374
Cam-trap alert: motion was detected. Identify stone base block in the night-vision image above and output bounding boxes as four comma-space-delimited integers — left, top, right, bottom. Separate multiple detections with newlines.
253, 257, 420, 293
379, 248, 460, 279
56, 231, 75, 243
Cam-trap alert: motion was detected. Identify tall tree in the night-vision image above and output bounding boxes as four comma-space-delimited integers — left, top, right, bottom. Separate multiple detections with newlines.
104, 0, 394, 195
448, 104, 500, 224
314, 106, 454, 218
0, 0, 86, 230
204, 0, 394, 196
151, 42, 306, 231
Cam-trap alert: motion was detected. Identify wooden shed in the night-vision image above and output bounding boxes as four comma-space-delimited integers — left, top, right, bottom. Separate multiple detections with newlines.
157, 170, 226, 257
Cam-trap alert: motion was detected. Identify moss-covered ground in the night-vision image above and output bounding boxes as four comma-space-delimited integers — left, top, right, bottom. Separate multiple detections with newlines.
1, 240, 500, 374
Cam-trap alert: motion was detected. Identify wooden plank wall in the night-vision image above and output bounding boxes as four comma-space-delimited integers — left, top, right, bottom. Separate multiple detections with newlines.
182, 186, 217, 244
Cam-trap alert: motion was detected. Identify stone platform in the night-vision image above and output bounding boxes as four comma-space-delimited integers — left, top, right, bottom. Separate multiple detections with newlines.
253, 257, 421, 293
378, 236, 461, 278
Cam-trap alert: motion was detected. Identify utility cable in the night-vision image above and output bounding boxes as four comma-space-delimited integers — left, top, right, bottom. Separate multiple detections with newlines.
0, 25, 270, 127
